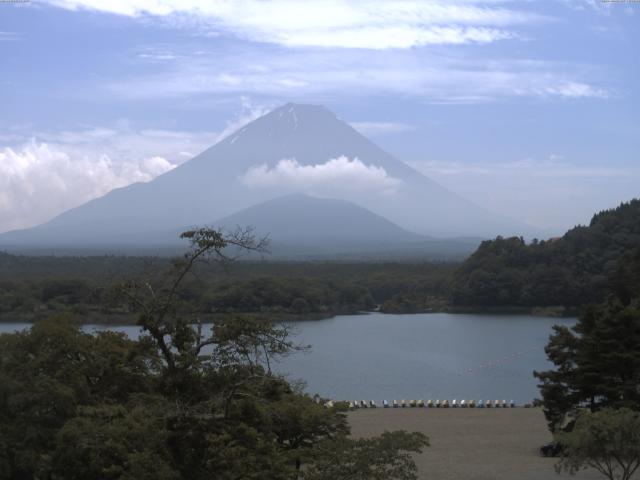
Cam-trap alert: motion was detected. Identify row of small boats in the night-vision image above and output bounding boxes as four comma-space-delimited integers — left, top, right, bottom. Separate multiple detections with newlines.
334, 399, 516, 409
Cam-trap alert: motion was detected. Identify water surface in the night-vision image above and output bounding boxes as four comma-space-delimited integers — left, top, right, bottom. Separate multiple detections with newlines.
1, 313, 573, 403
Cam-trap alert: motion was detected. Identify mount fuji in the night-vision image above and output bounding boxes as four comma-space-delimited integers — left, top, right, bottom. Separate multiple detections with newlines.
0, 103, 522, 253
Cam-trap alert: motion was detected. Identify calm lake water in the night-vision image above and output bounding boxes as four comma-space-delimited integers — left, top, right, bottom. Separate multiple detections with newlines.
0, 313, 574, 404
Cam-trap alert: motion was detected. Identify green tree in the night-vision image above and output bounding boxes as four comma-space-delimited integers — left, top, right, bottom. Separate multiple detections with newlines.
451, 200, 640, 309
0, 317, 155, 479
0, 227, 431, 479
52, 400, 179, 480
556, 408, 640, 480
269, 394, 349, 472
303, 431, 429, 480
535, 296, 640, 432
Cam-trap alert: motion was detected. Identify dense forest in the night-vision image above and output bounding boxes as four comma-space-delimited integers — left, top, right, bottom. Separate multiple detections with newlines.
0, 254, 454, 322
450, 200, 640, 310
2, 199, 639, 322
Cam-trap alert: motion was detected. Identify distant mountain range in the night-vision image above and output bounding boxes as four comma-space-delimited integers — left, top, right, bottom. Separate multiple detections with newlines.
0, 103, 527, 257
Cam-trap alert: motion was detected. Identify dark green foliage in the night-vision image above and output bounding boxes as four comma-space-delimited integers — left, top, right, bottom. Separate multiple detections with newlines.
303, 431, 429, 480
0, 317, 157, 478
0, 255, 455, 322
556, 408, 640, 480
0, 228, 429, 479
535, 296, 640, 432
52, 401, 180, 480
200, 277, 375, 315
451, 200, 640, 308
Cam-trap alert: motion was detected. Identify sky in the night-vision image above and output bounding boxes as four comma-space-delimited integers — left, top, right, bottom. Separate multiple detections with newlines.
1, 0, 638, 235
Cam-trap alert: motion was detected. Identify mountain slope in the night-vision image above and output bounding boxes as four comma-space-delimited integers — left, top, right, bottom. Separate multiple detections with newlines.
211, 194, 480, 259
0, 103, 523, 248
214, 193, 424, 245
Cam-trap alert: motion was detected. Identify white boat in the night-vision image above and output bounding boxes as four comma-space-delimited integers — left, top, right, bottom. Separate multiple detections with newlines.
418, 399, 425, 407
383, 400, 389, 408
460, 400, 467, 408
369, 400, 377, 408
452, 399, 458, 408
401, 399, 407, 408
427, 399, 434, 408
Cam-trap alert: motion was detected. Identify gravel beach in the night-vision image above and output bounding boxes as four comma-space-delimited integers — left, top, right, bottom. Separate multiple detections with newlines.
348, 407, 627, 480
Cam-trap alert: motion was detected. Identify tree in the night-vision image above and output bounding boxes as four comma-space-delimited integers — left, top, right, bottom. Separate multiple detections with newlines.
0, 317, 157, 479
303, 431, 429, 480
118, 226, 270, 376
0, 227, 430, 479
269, 394, 349, 472
556, 408, 640, 480
534, 296, 640, 432
52, 400, 180, 480
451, 200, 640, 309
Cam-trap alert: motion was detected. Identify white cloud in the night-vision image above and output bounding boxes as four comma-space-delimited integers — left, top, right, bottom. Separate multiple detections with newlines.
107, 48, 610, 103
350, 122, 417, 136
0, 142, 175, 233
241, 156, 401, 194
45, 0, 544, 48
0, 102, 269, 233
544, 81, 609, 98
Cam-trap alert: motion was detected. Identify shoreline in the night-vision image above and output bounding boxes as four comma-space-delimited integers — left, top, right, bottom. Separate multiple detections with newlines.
0, 307, 578, 325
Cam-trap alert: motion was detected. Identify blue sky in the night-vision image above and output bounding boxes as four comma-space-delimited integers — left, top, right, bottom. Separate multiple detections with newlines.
1, 0, 638, 234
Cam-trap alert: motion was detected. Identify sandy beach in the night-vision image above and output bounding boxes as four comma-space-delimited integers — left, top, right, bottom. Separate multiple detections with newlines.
348, 407, 625, 480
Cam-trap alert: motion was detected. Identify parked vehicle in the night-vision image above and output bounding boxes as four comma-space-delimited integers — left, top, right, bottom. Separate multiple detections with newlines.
540, 442, 564, 457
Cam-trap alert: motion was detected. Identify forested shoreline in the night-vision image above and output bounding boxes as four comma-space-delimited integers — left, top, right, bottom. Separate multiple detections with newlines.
2, 200, 638, 323
0, 256, 455, 323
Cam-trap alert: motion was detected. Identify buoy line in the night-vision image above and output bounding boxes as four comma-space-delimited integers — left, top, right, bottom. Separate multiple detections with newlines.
455, 346, 539, 376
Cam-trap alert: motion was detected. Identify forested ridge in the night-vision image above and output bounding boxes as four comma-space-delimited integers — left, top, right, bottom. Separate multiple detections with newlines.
0, 255, 454, 322
451, 199, 640, 309
2, 199, 639, 321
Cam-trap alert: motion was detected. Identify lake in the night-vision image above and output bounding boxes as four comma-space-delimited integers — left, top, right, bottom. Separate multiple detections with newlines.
0, 313, 574, 404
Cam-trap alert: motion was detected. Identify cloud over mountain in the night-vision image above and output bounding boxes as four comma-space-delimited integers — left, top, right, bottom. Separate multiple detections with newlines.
0, 102, 269, 234
240, 156, 401, 195
0, 142, 174, 233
